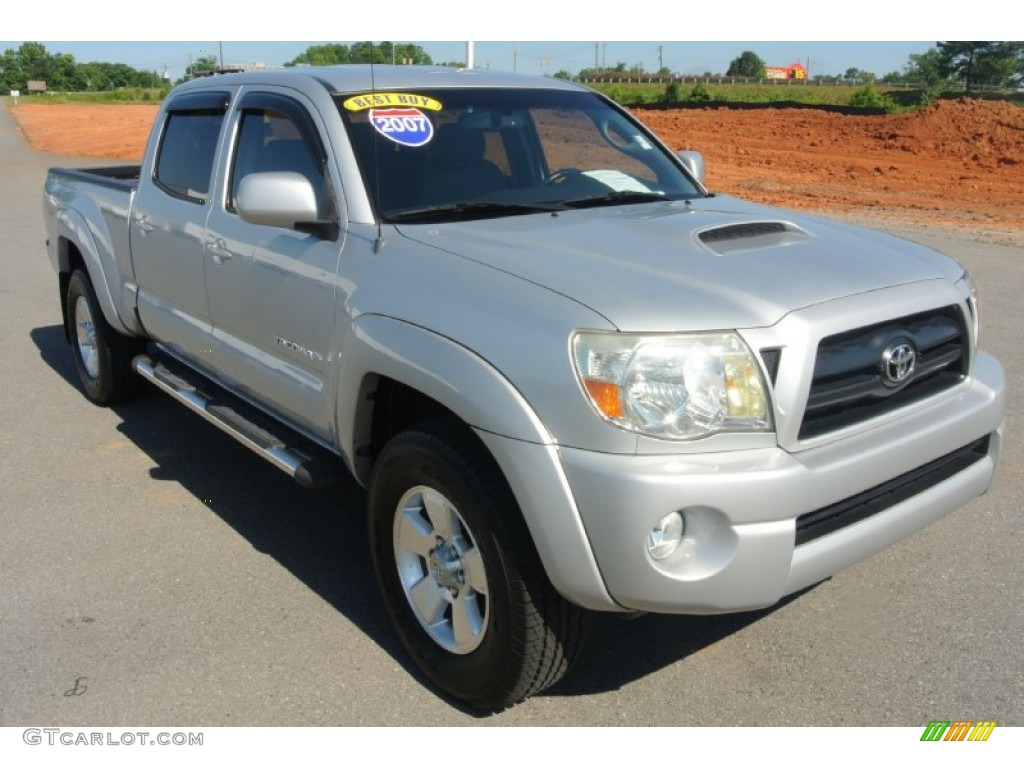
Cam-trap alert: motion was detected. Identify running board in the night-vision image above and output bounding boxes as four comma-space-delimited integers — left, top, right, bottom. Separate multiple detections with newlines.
133, 353, 345, 489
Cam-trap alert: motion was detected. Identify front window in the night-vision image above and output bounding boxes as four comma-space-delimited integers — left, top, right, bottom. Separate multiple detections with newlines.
229, 108, 329, 217
337, 88, 703, 222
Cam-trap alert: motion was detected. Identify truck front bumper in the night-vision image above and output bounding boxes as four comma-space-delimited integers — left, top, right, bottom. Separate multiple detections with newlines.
553, 352, 1004, 614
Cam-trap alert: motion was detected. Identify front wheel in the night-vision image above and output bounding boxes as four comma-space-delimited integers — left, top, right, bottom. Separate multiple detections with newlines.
65, 269, 144, 405
368, 420, 584, 712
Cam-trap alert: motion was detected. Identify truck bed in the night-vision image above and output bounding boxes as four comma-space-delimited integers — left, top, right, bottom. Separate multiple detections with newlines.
49, 165, 141, 192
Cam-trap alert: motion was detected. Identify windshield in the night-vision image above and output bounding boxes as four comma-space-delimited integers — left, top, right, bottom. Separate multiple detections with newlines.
336, 88, 704, 222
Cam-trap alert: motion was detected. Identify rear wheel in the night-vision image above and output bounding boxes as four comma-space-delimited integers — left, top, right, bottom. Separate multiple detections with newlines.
65, 269, 144, 405
368, 419, 584, 712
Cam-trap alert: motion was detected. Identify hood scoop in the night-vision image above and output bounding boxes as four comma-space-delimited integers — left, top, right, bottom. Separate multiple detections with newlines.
698, 220, 813, 255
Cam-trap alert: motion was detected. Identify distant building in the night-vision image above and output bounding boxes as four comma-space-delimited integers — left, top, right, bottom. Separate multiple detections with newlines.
765, 63, 807, 81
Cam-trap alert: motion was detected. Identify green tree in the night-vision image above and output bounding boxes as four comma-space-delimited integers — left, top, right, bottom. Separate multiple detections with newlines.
843, 67, 876, 83
0, 47, 27, 90
16, 41, 52, 82
388, 43, 432, 65
191, 55, 221, 75
937, 41, 1023, 91
287, 43, 352, 66
726, 50, 766, 78
903, 48, 946, 85
287, 42, 431, 68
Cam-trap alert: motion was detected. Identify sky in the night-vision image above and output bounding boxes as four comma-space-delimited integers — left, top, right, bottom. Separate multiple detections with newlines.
4, 0, 1004, 83
1, 40, 940, 84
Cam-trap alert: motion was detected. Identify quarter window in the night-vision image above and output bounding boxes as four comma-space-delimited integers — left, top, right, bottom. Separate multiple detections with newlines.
154, 111, 225, 201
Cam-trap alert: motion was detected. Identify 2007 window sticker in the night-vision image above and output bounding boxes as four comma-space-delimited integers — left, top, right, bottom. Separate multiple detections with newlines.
344, 93, 443, 147
369, 108, 434, 146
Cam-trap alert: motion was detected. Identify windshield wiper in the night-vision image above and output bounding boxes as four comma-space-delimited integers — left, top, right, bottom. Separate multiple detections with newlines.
560, 190, 671, 209
384, 201, 565, 223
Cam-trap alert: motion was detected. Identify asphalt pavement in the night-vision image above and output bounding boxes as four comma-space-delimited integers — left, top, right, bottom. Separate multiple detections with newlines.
0, 100, 1021, 727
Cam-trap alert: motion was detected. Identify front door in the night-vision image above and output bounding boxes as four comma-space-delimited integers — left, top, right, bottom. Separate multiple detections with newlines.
202, 88, 347, 442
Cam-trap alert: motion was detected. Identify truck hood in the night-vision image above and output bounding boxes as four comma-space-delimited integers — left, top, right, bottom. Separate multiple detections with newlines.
396, 195, 964, 331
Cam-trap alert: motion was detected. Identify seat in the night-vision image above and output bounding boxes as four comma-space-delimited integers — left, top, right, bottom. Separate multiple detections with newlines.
430, 124, 508, 203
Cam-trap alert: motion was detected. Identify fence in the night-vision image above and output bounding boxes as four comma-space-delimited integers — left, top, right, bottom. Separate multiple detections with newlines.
574, 75, 1011, 92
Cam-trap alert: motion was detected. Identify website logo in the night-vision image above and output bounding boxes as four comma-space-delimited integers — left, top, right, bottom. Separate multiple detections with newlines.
920, 720, 997, 741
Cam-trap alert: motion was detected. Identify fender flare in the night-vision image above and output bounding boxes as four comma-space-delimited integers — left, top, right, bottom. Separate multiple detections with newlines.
337, 314, 554, 460
52, 205, 134, 336
336, 314, 619, 611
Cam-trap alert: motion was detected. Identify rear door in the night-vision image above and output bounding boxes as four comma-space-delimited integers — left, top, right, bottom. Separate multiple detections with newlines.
202, 88, 347, 441
131, 90, 232, 358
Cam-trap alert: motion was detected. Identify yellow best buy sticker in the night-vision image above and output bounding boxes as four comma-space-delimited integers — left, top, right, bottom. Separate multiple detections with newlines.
343, 93, 443, 112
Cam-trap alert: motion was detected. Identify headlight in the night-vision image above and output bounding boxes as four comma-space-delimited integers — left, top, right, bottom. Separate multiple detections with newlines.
572, 331, 773, 440
955, 268, 980, 348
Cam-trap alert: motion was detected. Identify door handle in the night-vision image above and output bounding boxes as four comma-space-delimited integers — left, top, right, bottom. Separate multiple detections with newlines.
135, 214, 155, 235
207, 237, 233, 265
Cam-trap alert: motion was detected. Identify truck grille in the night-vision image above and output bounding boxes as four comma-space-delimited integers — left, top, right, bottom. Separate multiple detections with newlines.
800, 306, 967, 440
795, 434, 990, 546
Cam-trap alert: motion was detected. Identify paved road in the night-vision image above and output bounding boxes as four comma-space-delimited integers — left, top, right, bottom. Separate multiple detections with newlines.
1, 101, 1021, 727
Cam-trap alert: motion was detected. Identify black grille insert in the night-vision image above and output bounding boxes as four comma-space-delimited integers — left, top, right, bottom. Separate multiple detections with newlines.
795, 434, 991, 546
800, 306, 967, 439
760, 347, 782, 384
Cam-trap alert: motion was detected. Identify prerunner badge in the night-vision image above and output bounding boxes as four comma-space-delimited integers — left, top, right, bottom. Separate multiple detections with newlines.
369, 107, 434, 147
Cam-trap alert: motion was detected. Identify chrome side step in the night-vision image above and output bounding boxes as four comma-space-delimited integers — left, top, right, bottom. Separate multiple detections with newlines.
133, 353, 344, 489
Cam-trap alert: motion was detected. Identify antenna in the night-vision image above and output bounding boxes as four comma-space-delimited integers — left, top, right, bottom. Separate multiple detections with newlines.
370, 57, 385, 254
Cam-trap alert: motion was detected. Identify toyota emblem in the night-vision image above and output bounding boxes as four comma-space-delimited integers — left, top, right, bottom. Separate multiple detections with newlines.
882, 340, 917, 386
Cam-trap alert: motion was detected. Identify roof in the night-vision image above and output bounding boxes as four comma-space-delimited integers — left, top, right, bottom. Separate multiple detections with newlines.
174, 65, 590, 96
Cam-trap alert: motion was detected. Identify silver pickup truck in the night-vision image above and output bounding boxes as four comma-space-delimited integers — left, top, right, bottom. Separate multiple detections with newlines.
44, 65, 1005, 711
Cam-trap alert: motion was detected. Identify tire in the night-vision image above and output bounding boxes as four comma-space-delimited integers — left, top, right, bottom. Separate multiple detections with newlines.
368, 419, 585, 712
65, 269, 145, 405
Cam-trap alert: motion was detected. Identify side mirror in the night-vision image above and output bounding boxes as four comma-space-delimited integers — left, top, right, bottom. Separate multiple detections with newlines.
236, 171, 320, 230
677, 150, 706, 185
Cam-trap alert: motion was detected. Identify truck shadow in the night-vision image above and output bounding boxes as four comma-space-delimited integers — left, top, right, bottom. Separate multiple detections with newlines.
32, 323, 818, 712
544, 594, 807, 700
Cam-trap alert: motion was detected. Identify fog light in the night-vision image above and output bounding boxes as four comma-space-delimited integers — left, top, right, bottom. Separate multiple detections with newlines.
646, 511, 684, 560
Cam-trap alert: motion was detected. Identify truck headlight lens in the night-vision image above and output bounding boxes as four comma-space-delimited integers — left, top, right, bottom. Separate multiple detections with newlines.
572, 331, 773, 440
956, 269, 980, 348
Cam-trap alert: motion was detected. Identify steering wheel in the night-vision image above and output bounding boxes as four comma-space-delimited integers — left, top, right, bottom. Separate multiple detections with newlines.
598, 116, 633, 150
543, 168, 584, 186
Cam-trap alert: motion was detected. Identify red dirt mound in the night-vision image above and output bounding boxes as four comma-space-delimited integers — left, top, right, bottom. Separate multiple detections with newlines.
633, 98, 1024, 240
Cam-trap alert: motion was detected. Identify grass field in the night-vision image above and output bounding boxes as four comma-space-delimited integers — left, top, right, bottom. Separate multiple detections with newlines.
5, 87, 169, 106
582, 79, 1024, 112
4, 81, 1021, 114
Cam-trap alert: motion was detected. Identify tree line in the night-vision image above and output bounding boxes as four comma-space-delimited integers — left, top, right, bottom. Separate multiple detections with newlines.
564, 43, 1024, 93
725, 43, 1023, 91
1, 42, 165, 92
4, 41, 1021, 95
283, 42, 436, 67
